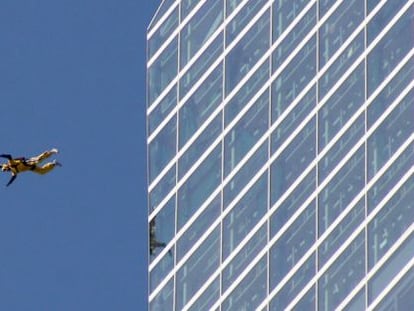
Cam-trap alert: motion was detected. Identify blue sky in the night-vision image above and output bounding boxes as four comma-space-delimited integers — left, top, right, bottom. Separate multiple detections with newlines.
0, 0, 158, 309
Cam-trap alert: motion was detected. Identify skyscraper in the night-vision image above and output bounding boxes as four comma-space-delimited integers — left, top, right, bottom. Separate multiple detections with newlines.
146, 0, 414, 310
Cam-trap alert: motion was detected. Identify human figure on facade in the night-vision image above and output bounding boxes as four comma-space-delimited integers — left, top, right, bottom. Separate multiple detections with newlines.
0, 148, 62, 187
150, 218, 171, 257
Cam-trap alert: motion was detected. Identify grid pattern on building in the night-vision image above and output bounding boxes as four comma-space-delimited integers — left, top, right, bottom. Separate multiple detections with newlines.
147, 0, 414, 310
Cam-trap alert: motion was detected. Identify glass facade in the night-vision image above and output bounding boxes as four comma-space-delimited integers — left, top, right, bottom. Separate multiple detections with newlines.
147, 0, 414, 310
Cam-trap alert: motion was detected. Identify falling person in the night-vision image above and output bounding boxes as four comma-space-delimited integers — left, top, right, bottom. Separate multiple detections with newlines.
0, 148, 62, 186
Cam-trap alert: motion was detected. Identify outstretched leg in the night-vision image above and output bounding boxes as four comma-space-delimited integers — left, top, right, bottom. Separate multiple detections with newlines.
27, 149, 58, 164
32, 160, 62, 175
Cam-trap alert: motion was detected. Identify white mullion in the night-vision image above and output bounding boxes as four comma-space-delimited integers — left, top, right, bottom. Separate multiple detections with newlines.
149, 26, 414, 278
148, 0, 385, 197
147, 0, 252, 115
282, 168, 414, 311
147, 0, 179, 39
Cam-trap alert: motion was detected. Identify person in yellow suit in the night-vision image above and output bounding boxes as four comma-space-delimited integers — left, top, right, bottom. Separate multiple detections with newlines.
0, 148, 61, 186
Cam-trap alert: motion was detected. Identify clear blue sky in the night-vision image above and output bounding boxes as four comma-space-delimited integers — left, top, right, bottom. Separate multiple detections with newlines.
0, 1, 158, 310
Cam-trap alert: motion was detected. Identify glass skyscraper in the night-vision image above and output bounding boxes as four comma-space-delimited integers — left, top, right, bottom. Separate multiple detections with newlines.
146, 0, 414, 310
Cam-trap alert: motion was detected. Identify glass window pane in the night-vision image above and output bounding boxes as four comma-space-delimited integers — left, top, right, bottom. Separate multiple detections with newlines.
367, 90, 414, 180
223, 174, 267, 259
318, 64, 364, 151
319, 199, 364, 267
273, 4, 316, 69
343, 288, 365, 311
180, 0, 223, 68
177, 194, 221, 261
179, 113, 221, 178
148, 86, 177, 136
222, 256, 267, 311
148, 7, 178, 59
226, 0, 267, 45
271, 118, 316, 205
179, 65, 223, 148
224, 142, 267, 208
149, 115, 176, 183
319, 0, 364, 68
319, 0, 337, 18
368, 56, 414, 128
374, 266, 414, 311
369, 233, 414, 303
271, 86, 315, 153
318, 233, 365, 311
149, 165, 175, 213
271, 169, 316, 235
270, 202, 316, 290
150, 247, 174, 293
188, 277, 220, 311
319, 147, 364, 236
180, 34, 223, 100
148, 37, 178, 107
272, 36, 316, 122
293, 285, 316, 311
176, 227, 220, 310
226, 10, 270, 94
319, 115, 364, 183
149, 277, 174, 311
368, 175, 414, 269
150, 196, 175, 261
178, 145, 222, 229
222, 224, 267, 291
225, 60, 269, 126
270, 254, 316, 310
319, 32, 364, 99
149, 0, 176, 32
181, 0, 199, 20
368, 0, 407, 44
367, 6, 414, 96
368, 143, 413, 212
272, 0, 308, 42
224, 92, 268, 177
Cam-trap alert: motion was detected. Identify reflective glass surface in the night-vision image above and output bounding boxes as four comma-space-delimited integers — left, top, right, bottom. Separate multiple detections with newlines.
177, 145, 221, 229
176, 227, 220, 310
148, 37, 178, 107
223, 174, 267, 259
226, 0, 266, 45
226, 10, 270, 94
177, 194, 221, 261
222, 224, 267, 291
369, 233, 414, 303
319, 0, 363, 68
188, 277, 220, 311
271, 118, 316, 204
148, 0, 177, 33
319, 32, 364, 99
319, 147, 364, 236
179, 65, 223, 148
222, 256, 267, 311
272, 36, 316, 122
178, 113, 221, 178
270, 254, 315, 310
225, 60, 269, 126
270, 202, 315, 290
148, 7, 178, 60
343, 288, 365, 311
367, 90, 414, 180
149, 165, 175, 213
368, 176, 414, 269
318, 64, 364, 151
293, 286, 316, 311
180, 34, 223, 100
272, 0, 308, 42
150, 248, 174, 293
319, 233, 365, 311
367, 6, 414, 96
180, 0, 223, 69
224, 92, 268, 177
148, 115, 176, 183
148, 86, 176, 136
149, 277, 174, 311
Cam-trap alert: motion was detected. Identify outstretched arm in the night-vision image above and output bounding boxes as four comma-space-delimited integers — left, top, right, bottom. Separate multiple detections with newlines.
6, 175, 17, 187
0, 154, 12, 160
